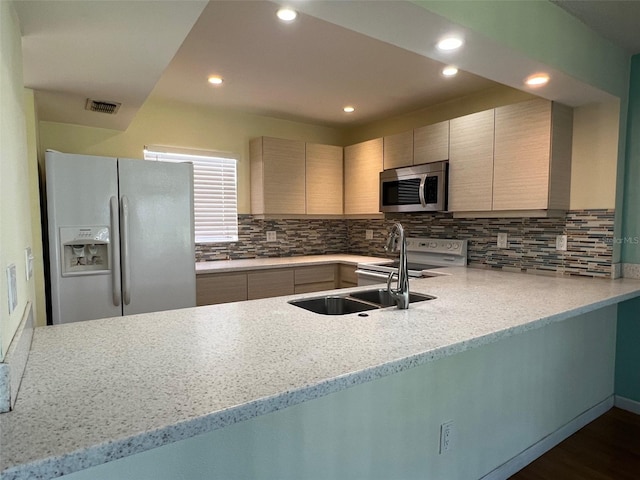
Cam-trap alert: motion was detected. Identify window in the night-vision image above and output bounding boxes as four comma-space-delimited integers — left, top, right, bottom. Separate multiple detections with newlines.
144, 146, 238, 242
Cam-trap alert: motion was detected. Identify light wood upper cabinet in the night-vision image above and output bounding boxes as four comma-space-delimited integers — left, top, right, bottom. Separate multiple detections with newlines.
448, 110, 495, 212
250, 137, 306, 215
344, 138, 384, 215
493, 99, 572, 211
306, 143, 343, 215
383, 131, 413, 169
414, 120, 449, 165
449, 99, 572, 215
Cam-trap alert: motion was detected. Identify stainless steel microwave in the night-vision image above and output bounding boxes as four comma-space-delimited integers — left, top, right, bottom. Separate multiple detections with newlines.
379, 161, 448, 213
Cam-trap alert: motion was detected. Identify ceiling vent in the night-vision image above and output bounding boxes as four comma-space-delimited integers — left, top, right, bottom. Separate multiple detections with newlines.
85, 99, 121, 115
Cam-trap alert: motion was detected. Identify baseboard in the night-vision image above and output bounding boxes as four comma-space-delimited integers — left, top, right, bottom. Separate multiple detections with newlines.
480, 396, 614, 480
615, 395, 640, 415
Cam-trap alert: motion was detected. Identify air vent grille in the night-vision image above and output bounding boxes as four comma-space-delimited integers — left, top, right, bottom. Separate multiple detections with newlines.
85, 99, 121, 115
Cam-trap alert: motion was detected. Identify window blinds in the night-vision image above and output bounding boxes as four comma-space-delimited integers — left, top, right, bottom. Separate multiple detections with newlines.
144, 146, 238, 242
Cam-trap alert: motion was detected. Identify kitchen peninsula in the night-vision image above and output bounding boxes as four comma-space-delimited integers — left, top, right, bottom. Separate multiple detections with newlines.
2, 269, 640, 480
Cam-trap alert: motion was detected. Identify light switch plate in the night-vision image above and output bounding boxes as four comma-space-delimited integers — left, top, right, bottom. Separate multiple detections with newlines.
25, 247, 33, 280
266, 231, 277, 242
365, 230, 373, 240
6, 264, 17, 314
497, 233, 508, 249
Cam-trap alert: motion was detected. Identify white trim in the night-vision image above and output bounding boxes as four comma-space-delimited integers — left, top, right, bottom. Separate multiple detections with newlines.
480, 396, 614, 480
615, 395, 640, 415
144, 144, 237, 160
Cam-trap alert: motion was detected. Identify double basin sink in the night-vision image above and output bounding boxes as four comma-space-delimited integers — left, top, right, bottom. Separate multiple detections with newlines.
289, 288, 435, 315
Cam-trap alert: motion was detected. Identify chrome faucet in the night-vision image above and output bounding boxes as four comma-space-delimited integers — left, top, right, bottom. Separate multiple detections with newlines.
385, 222, 410, 309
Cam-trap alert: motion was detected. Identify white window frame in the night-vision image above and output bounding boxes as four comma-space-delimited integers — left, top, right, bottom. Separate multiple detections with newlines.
143, 145, 238, 243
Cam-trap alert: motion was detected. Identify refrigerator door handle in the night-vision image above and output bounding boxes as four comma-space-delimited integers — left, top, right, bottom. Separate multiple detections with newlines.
110, 196, 122, 306
120, 195, 131, 305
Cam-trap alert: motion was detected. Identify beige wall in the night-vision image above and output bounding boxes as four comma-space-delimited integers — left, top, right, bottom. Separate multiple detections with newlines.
39, 87, 620, 222
0, 2, 39, 356
342, 85, 536, 145
38, 97, 344, 214
570, 100, 619, 209
24, 89, 47, 328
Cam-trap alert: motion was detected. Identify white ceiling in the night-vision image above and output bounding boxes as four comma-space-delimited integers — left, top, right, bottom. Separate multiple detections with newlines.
13, 0, 640, 132
149, 1, 496, 127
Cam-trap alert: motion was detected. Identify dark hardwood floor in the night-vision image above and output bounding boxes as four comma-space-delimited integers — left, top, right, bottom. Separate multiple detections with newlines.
509, 407, 640, 480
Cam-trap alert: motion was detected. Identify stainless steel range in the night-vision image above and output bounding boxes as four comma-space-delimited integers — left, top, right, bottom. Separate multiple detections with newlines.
355, 237, 468, 286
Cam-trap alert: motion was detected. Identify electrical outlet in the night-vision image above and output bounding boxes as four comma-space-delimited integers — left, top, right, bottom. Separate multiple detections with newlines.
365, 229, 374, 240
556, 234, 567, 251
497, 233, 508, 249
266, 231, 277, 242
439, 420, 454, 454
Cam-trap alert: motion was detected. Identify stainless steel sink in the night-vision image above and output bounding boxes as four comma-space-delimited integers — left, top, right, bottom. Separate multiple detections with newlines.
289, 296, 378, 315
289, 289, 435, 315
349, 288, 435, 307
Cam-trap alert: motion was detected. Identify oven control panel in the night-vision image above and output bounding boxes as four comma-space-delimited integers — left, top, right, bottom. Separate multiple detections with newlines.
405, 237, 466, 255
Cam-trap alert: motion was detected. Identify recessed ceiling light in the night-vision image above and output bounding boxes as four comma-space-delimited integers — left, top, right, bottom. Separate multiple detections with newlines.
208, 75, 223, 86
525, 73, 550, 87
437, 37, 463, 51
343, 106, 355, 113
442, 66, 458, 77
276, 7, 297, 22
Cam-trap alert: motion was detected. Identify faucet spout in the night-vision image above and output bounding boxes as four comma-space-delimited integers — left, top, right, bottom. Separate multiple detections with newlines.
386, 223, 410, 309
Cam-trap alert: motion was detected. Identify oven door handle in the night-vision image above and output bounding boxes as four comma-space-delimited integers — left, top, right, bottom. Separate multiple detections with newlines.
418, 175, 427, 208
355, 270, 393, 281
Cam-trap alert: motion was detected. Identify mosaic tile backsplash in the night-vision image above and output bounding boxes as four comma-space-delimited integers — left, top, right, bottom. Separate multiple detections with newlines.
196, 210, 614, 278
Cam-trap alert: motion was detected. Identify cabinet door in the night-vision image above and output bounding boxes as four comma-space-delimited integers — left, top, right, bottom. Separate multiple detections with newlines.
251, 137, 305, 215
294, 265, 336, 294
247, 269, 294, 299
196, 273, 248, 306
414, 120, 449, 164
344, 138, 383, 215
493, 99, 552, 210
306, 143, 343, 215
383, 131, 413, 169
338, 264, 357, 288
448, 110, 495, 212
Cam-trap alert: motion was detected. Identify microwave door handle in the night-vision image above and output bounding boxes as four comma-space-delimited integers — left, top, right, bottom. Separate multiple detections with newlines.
419, 175, 427, 207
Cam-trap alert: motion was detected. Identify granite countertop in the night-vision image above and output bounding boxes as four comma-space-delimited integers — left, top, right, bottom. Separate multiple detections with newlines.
2, 268, 640, 479
195, 254, 393, 274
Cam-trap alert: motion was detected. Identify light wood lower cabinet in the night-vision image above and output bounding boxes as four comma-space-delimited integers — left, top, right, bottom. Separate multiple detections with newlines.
338, 264, 357, 288
196, 273, 248, 306
196, 263, 359, 305
294, 265, 337, 294
248, 269, 295, 300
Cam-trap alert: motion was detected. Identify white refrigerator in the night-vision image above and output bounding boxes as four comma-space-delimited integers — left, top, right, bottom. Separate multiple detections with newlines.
45, 150, 196, 324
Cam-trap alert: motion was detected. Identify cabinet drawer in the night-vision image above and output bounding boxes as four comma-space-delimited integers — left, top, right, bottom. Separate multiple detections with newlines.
294, 265, 336, 285
247, 269, 295, 299
294, 281, 337, 294
196, 273, 248, 306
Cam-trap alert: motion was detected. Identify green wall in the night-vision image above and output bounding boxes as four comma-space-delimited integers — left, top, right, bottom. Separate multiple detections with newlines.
615, 55, 640, 403
616, 297, 640, 401
62, 307, 616, 480
621, 55, 640, 264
